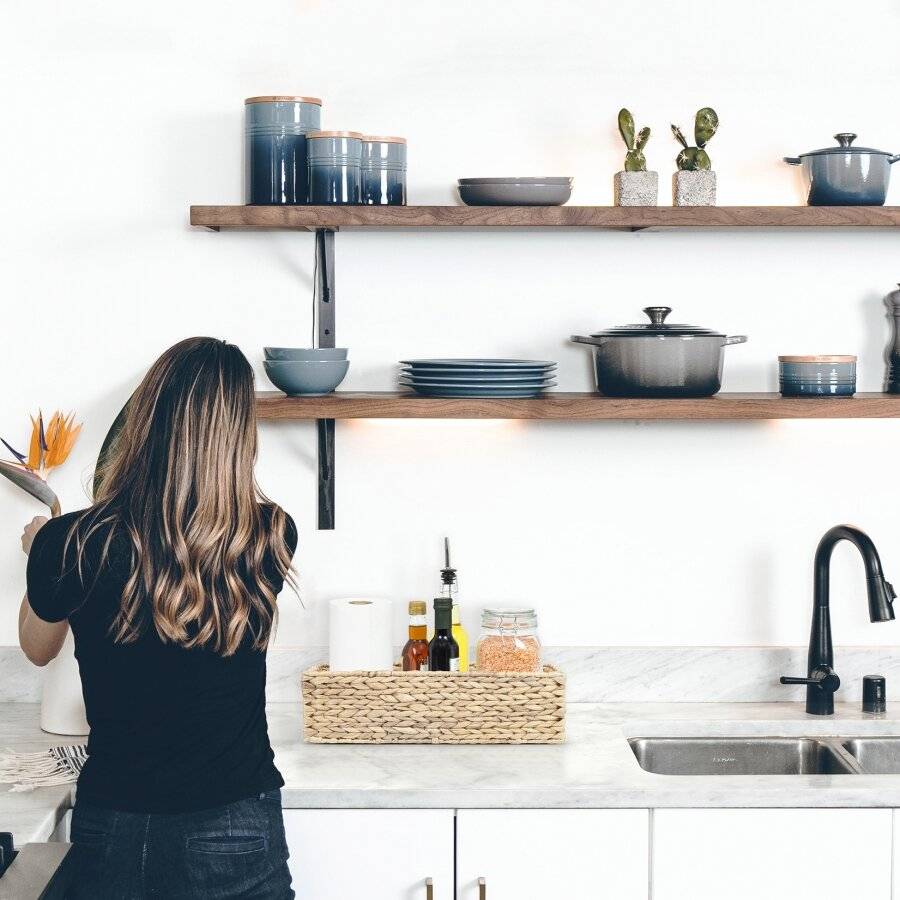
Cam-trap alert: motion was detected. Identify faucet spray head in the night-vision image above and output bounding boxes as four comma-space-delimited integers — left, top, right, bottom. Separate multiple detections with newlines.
868, 576, 897, 623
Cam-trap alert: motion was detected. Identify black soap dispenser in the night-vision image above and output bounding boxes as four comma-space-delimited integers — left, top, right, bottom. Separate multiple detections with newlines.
862, 675, 887, 714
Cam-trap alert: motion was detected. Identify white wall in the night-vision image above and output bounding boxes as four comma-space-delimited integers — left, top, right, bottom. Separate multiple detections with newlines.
2, 0, 900, 648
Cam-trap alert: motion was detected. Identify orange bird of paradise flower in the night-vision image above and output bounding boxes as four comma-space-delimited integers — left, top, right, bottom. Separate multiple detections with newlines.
0, 411, 82, 518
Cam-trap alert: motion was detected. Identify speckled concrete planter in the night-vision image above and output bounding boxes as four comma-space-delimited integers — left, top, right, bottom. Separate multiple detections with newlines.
673, 170, 717, 206
614, 171, 658, 207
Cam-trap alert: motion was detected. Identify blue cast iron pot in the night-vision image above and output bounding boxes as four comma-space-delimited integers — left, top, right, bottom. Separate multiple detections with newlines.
785, 133, 900, 206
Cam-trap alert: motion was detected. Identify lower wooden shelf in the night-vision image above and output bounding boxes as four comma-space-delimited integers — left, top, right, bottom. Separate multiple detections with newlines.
255, 391, 900, 420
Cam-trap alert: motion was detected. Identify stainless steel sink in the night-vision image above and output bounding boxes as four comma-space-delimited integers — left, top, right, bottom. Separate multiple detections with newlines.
629, 737, 860, 776
841, 738, 900, 774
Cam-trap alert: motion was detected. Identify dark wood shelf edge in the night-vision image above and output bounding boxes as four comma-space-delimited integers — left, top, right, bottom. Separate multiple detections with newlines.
256, 391, 900, 420
192, 205, 900, 230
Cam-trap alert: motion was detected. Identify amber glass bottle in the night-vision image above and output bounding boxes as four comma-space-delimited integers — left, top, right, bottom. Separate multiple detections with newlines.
401, 601, 429, 671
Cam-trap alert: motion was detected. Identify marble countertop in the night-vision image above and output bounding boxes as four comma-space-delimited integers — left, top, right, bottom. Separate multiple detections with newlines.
7, 700, 900, 845
0, 704, 74, 848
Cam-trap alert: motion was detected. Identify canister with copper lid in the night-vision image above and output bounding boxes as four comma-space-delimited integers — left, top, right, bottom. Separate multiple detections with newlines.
244, 96, 322, 205
778, 355, 856, 397
361, 135, 407, 206
307, 131, 363, 204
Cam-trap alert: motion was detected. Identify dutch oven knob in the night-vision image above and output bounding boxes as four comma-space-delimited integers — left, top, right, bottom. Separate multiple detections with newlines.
834, 133, 857, 148
643, 306, 672, 326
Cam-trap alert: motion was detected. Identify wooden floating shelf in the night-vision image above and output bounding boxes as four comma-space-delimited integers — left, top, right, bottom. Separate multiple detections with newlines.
192, 205, 900, 232
256, 391, 900, 421
197, 208, 900, 529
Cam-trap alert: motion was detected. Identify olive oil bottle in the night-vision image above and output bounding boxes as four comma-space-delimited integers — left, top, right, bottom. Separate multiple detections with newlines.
428, 597, 459, 672
442, 538, 469, 672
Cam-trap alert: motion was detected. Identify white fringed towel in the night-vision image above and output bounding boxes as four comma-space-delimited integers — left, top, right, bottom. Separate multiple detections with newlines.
0, 745, 87, 792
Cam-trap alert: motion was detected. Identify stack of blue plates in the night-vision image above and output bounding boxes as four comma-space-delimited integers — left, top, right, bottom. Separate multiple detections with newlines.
399, 359, 557, 397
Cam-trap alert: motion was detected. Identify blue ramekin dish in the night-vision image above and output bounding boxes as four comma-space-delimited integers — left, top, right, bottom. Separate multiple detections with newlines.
778, 355, 856, 396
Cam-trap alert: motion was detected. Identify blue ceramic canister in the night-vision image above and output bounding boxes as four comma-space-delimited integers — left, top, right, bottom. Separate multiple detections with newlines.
307, 131, 364, 204
361, 135, 407, 205
245, 96, 322, 205
778, 355, 857, 396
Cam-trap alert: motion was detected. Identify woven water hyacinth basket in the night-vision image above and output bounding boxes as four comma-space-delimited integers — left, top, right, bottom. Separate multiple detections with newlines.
301, 664, 565, 744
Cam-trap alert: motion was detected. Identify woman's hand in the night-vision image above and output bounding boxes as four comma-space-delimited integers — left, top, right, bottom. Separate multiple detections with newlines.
21, 516, 49, 555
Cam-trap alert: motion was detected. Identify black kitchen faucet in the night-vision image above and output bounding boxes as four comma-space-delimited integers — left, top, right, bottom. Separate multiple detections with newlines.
781, 525, 896, 715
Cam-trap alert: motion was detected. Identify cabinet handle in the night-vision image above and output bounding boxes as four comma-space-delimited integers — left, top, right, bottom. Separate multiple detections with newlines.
478, 876, 486, 899
425, 877, 433, 900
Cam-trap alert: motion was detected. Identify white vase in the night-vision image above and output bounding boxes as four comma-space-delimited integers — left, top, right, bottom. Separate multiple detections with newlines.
41, 630, 89, 736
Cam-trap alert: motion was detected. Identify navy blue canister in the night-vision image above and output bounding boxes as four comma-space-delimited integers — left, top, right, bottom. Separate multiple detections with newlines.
245, 96, 322, 205
778, 355, 857, 396
307, 131, 363, 204
361, 135, 407, 205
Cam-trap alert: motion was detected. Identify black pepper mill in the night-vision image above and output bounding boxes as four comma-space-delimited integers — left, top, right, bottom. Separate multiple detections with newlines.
887, 285, 900, 393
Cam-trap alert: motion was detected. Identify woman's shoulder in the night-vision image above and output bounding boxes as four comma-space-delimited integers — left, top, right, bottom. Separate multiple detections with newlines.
31, 508, 91, 553
40, 506, 130, 568
258, 502, 297, 551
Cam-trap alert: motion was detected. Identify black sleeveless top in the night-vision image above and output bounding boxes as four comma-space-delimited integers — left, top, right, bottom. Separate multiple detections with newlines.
26, 506, 297, 813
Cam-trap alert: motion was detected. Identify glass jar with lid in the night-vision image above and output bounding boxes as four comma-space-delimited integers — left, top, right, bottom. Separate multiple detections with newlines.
475, 607, 541, 673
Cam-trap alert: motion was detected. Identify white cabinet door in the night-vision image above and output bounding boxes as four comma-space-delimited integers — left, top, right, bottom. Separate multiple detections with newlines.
283, 809, 453, 900
456, 809, 649, 899
653, 808, 892, 900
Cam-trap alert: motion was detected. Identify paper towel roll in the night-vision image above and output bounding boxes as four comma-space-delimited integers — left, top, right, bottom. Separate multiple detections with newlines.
328, 597, 394, 672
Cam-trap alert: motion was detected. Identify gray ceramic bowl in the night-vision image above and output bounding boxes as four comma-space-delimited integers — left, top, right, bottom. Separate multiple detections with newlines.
458, 177, 573, 185
458, 181, 572, 206
263, 359, 349, 396
265, 347, 348, 360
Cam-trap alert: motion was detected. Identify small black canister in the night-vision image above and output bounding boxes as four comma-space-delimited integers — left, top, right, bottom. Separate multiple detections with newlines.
245, 96, 322, 205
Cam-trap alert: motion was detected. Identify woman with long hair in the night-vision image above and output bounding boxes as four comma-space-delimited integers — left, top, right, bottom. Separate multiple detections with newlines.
18, 337, 298, 899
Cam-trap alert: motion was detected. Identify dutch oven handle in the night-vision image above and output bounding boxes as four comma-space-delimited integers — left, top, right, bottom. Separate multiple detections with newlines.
783, 157, 802, 165
571, 335, 605, 346
889, 154, 900, 164
724, 335, 748, 346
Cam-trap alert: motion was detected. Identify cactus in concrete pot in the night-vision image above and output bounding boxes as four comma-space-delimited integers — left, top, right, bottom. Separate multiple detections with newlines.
672, 107, 718, 206
619, 108, 651, 172
671, 107, 718, 170
614, 108, 658, 206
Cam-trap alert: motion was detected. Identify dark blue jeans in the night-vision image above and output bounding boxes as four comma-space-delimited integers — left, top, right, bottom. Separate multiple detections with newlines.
67, 789, 294, 899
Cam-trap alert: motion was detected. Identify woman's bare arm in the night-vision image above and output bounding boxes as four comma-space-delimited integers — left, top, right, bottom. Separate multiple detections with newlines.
18, 516, 68, 666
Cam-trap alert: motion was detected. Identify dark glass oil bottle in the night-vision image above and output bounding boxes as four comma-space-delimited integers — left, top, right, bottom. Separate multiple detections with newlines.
401, 601, 429, 672
428, 597, 460, 672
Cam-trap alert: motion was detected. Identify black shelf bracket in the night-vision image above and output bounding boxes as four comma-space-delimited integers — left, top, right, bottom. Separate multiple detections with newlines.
315, 228, 336, 530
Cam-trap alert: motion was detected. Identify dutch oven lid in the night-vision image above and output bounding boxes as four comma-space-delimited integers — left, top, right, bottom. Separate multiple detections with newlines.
799, 133, 894, 157
591, 306, 724, 337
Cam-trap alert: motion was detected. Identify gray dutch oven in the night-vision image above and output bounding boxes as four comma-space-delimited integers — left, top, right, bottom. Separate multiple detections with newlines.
784, 133, 900, 206
571, 306, 747, 398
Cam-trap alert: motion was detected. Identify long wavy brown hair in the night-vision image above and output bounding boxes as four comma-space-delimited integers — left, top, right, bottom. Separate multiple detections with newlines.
70, 337, 295, 656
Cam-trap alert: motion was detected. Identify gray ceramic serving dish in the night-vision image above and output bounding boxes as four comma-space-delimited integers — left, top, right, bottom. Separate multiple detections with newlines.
405, 384, 551, 398
457, 180, 573, 206
401, 359, 556, 369
263, 358, 349, 395
265, 347, 348, 360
